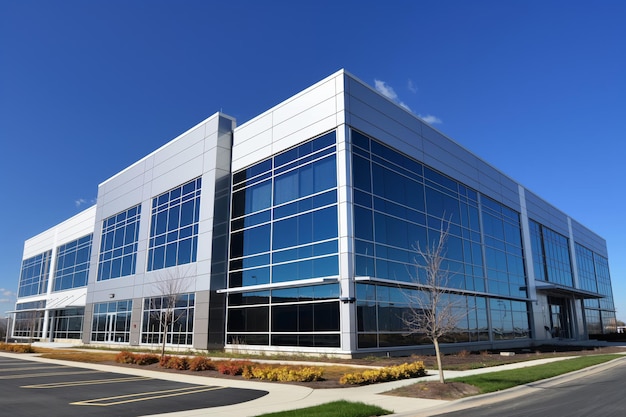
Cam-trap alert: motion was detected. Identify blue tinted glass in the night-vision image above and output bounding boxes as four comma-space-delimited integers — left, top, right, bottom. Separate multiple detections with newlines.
242, 267, 270, 286
372, 164, 425, 211
355, 255, 375, 276
352, 130, 370, 150
273, 247, 299, 264
354, 206, 374, 241
312, 206, 338, 241
352, 155, 372, 192
313, 240, 338, 256
353, 190, 372, 208
424, 167, 458, 192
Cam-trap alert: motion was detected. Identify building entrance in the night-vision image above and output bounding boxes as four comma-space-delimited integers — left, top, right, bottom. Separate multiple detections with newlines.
548, 297, 571, 339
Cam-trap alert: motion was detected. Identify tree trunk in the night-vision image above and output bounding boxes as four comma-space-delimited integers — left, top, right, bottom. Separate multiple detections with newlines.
433, 337, 445, 383
161, 319, 168, 360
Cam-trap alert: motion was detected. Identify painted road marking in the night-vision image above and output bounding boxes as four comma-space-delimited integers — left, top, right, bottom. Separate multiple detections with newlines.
0, 370, 102, 379
72, 385, 227, 406
0, 365, 67, 372
23, 376, 152, 388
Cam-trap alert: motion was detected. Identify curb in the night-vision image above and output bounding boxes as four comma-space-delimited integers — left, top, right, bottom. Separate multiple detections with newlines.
399, 355, 626, 417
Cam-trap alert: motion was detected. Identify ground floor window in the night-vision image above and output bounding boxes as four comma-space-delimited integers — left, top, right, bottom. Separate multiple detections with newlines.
13, 300, 46, 339
355, 283, 527, 349
52, 308, 84, 339
13, 311, 45, 339
141, 293, 194, 346
226, 283, 341, 348
91, 300, 132, 343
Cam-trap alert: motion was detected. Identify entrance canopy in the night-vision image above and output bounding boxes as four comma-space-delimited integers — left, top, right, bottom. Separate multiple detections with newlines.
534, 282, 603, 299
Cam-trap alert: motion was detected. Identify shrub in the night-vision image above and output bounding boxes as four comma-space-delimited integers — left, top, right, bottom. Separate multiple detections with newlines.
159, 355, 172, 367
339, 361, 426, 385
134, 353, 159, 365
115, 351, 137, 364
162, 356, 189, 370
0, 343, 35, 353
242, 365, 324, 382
457, 349, 470, 358
216, 360, 251, 375
189, 356, 214, 371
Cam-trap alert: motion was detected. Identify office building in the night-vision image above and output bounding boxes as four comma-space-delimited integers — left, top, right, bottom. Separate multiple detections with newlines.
10, 70, 616, 355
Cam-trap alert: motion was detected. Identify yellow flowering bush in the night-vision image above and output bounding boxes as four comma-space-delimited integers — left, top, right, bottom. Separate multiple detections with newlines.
339, 361, 426, 385
242, 365, 324, 382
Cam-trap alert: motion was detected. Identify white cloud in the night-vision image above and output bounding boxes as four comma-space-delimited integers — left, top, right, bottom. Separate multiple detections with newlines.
399, 102, 412, 112
407, 79, 418, 93
374, 79, 398, 101
0, 288, 16, 303
374, 79, 412, 111
75, 198, 96, 208
419, 114, 443, 124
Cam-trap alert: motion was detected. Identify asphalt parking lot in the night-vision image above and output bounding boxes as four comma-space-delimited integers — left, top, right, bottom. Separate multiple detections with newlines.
0, 356, 268, 417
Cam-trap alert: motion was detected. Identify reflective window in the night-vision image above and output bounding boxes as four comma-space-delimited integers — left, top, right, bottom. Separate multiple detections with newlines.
577, 243, 615, 334
355, 283, 495, 348
54, 234, 92, 291
141, 293, 194, 345
352, 130, 531, 349
351, 130, 487, 294
490, 298, 530, 340
529, 220, 573, 287
51, 308, 84, 339
227, 132, 339, 347
147, 178, 201, 271
13, 300, 46, 338
91, 300, 133, 343
98, 205, 141, 280
481, 196, 526, 298
18, 250, 52, 297
576, 243, 597, 294
594, 255, 615, 316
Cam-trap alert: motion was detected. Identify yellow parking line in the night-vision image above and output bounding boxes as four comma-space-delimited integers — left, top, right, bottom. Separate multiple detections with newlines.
72, 385, 226, 406
23, 376, 152, 388
0, 370, 101, 379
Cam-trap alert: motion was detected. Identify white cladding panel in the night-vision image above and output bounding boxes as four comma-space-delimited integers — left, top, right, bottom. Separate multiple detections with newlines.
232, 71, 344, 172
87, 113, 234, 305
22, 206, 96, 259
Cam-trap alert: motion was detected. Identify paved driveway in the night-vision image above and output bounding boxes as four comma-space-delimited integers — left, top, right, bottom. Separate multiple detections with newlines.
0, 356, 268, 417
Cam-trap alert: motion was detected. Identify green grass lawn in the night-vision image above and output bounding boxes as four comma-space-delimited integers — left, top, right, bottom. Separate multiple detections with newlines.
254, 400, 391, 417
452, 354, 622, 394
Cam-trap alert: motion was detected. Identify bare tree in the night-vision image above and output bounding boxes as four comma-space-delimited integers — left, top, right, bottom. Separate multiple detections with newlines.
1, 317, 8, 343
403, 219, 467, 383
151, 269, 191, 359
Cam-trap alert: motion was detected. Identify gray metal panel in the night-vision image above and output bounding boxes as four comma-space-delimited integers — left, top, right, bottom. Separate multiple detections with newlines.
525, 190, 569, 235
571, 218, 608, 256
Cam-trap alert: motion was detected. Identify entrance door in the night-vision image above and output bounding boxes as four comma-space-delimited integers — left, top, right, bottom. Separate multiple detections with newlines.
104, 313, 117, 343
548, 297, 571, 339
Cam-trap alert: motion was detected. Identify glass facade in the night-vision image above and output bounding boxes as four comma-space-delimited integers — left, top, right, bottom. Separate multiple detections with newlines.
142, 293, 195, 345
352, 130, 530, 348
98, 205, 141, 281
529, 220, 573, 286
147, 178, 201, 271
18, 250, 52, 297
594, 254, 616, 332
51, 308, 84, 339
227, 131, 340, 347
53, 234, 92, 291
13, 300, 46, 339
575, 243, 615, 333
91, 300, 133, 343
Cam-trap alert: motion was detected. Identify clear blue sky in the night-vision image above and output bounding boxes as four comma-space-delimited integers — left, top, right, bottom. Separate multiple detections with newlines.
1, 1, 624, 321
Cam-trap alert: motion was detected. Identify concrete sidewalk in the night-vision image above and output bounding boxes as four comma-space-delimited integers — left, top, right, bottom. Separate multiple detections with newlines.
4, 349, 626, 417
